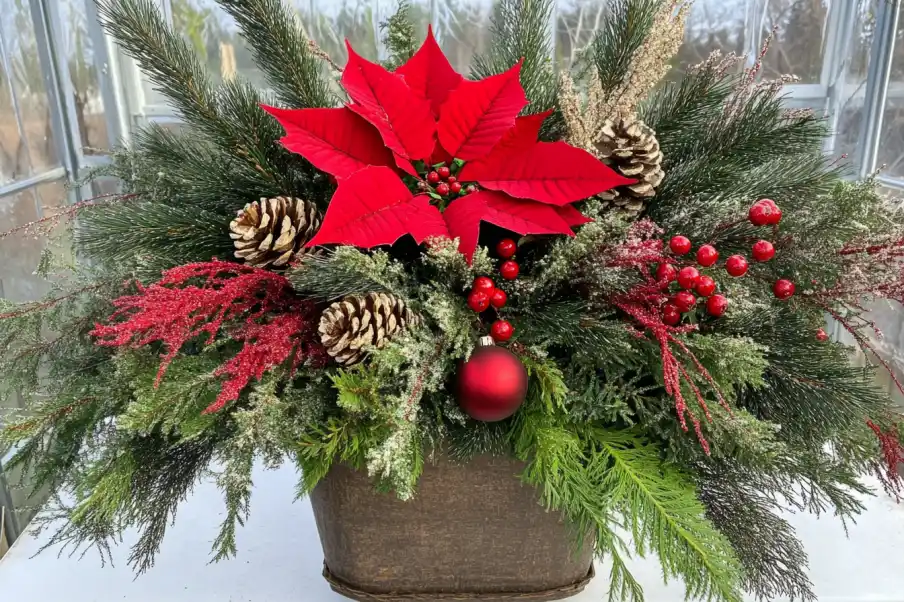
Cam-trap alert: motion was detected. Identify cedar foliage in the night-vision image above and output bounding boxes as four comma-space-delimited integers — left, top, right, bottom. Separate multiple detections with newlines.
0, 1, 901, 601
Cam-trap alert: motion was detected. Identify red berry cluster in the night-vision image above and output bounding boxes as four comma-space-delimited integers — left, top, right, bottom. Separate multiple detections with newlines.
427, 163, 474, 197
466, 239, 520, 342
748, 199, 796, 302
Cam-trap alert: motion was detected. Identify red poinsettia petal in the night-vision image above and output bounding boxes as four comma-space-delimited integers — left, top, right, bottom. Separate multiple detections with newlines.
342, 43, 436, 160
458, 141, 635, 206
393, 153, 419, 177
555, 204, 594, 227
437, 60, 528, 161
396, 25, 464, 117
429, 138, 454, 166
495, 109, 553, 151
306, 166, 448, 249
443, 190, 575, 262
262, 105, 394, 180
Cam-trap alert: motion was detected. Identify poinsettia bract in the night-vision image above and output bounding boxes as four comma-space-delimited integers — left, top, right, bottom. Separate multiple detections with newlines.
263, 28, 633, 261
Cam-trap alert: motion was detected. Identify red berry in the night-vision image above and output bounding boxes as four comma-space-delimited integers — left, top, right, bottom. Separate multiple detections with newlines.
749, 200, 774, 226
773, 279, 795, 300
662, 304, 681, 326
696, 244, 719, 267
467, 185, 478, 194
437, 166, 451, 179
673, 291, 697, 313
677, 266, 700, 290
816, 328, 829, 342
695, 275, 716, 297
489, 288, 508, 309
491, 320, 514, 342
467, 290, 490, 312
706, 294, 728, 317
725, 255, 748, 277
447, 176, 457, 184
670, 236, 692, 255
436, 183, 451, 196
496, 238, 517, 259
450, 181, 462, 194
752, 240, 775, 262
768, 204, 782, 225
656, 263, 678, 285
500, 260, 520, 280
427, 171, 440, 184
473, 276, 495, 293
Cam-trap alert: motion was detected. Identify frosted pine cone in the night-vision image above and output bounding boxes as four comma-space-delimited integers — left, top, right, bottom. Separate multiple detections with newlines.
229, 196, 321, 269
595, 117, 665, 218
318, 293, 420, 366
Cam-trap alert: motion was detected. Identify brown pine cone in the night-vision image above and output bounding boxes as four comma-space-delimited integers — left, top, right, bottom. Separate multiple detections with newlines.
318, 293, 420, 366
595, 117, 665, 218
229, 196, 321, 268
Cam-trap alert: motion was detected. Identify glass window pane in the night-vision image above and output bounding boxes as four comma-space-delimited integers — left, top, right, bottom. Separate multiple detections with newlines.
0, 187, 51, 304
56, 0, 110, 151
877, 4, 904, 180
832, 0, 876, 160
557, 0, 606, 69
0, 0, 60, 178
434, 0, 492, 75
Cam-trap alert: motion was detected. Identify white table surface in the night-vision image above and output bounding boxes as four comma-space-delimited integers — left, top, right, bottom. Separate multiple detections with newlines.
1, 463, 903, 602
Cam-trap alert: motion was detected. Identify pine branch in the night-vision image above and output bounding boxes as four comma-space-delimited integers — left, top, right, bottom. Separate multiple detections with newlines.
583, 0, 662, 93
95, 0, 309, 187
217, 0, 334, 109
286, 248, 412, 302
471, 0, 560, 138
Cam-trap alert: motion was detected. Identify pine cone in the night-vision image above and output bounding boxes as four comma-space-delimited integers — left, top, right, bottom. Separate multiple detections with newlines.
229, 196, 321, 268
319, 293, 420, 366
595, 117, 665, 218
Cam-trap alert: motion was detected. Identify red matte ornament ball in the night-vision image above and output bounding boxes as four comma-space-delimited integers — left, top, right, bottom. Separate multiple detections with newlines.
656, 263, 678, 285
696, 244, 719, 267
706, 294, 728, 317
450, 182, 462, 194
773, 279, 796, 300
496, 238, 517, 259
500, 260, 520, 280
752, 240, 775, 262
677, 266, 700, 290
725, 255, 749, 277
437, 166, 451, 179
816, 328, 829, 342
695, 275, 716, 297
670, 236, 692, 255
473, 276, 495, 293
489, 288, 507, 309
491, 320, 514, 342
749, 201, 774, 226
662, 304, 681, 326
457, 345, 528, 422
427, 171, 440, 184
436, 183, 451, 196
674, 291, 697, 313
467, 290, 490, 312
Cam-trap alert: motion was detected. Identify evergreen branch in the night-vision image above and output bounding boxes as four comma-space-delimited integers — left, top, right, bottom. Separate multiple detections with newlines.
583, 0, 661, 93
217, 0, 334, 109
380, 1, 419, 70
286, 248, 412, 301
471, 0, 560, 138
597, 429, 743, 602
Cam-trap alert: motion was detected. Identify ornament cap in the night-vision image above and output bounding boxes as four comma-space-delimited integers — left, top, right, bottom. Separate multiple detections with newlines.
477, 335, 495, 347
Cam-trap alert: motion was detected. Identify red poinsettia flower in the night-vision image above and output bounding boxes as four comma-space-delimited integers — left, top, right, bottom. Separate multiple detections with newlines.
263, 28, 632, 262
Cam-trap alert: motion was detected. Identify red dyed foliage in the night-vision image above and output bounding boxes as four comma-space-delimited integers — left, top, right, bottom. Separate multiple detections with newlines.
867, 420, 904, 501
91, 260, 323, 414
605, 220, 729, 454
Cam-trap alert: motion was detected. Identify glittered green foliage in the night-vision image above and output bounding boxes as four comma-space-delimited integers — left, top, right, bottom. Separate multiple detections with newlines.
380, 1, 419, 70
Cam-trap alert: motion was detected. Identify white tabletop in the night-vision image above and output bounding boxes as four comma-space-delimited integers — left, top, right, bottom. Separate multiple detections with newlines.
1, 464, 903, 602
